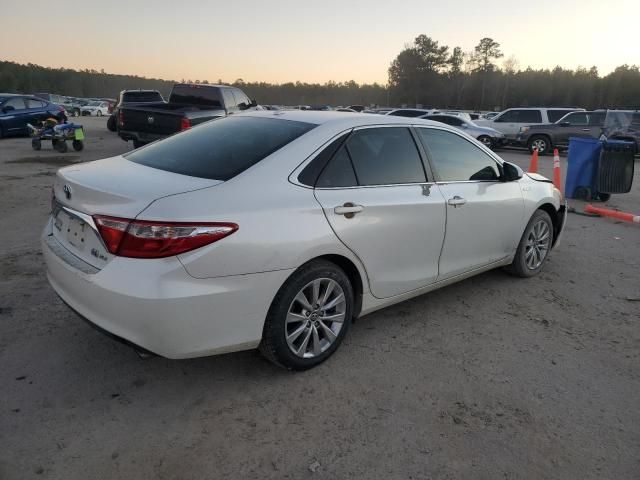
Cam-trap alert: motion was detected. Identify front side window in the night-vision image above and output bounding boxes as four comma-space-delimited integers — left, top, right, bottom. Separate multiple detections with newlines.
517, 110, 543, 123
3, 97, 26, 110
346, 127, 426, 185
417, 128, 500, 182
127, 116, 315, 180
564, 112, 588, 126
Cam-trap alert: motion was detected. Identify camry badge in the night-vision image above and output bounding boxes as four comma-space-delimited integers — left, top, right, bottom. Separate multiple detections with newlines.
63, 184, 72, 200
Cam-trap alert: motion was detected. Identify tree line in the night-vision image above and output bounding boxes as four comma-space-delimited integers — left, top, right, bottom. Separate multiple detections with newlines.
388, 35, 640, 111
1, 41, 639, 110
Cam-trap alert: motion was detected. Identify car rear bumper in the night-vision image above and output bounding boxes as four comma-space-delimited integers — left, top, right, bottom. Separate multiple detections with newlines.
118, 129, 167, 144
42, 226, 293, 359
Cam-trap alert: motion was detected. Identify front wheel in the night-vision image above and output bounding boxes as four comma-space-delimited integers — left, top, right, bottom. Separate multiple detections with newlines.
54, 140, 68, 153
96, 110, 103, 117
477, 135, 493, 149
31, 138, 42, 150
505, 210, 553, 278
259, 260, 354, 370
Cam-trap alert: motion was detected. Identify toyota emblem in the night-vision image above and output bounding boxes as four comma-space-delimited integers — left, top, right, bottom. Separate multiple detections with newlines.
63, 184, 72, 200
147, 116, 155, 124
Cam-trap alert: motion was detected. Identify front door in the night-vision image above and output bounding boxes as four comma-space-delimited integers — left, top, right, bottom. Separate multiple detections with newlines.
416, 127, 525, 279
314, 126, 447, 298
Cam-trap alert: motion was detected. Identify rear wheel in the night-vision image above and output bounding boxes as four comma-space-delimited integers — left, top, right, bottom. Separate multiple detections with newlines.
505, 210, 553, 278
528, 135, 551, 155
97, 110, 103, 117
72, 140, 84, 151
54, 140, 68, 153
477, 135, 493, 149
259, 260, 353, 370
106, 115, 117, 132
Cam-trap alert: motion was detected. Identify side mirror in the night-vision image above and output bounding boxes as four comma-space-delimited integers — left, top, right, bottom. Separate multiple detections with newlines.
461, 123, 468, 128
2, 105, 15, 113
560, 121, 570, 127
501, 161, 523, 181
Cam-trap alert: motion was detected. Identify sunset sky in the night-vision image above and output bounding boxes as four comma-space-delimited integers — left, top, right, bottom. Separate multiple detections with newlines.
2, 0, 638, 84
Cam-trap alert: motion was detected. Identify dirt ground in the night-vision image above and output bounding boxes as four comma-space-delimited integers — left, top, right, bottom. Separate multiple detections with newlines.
1, 116, 639, 479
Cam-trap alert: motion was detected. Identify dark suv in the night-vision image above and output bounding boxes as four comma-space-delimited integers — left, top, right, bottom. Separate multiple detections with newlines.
516, 110, 640, 154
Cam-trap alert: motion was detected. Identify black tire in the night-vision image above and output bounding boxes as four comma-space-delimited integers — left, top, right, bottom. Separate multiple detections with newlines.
259, 259, 354, 370
528, 135, 552, 155
106, 115, 117, 132
96, 110, 103, 117
54, 140, 68, 153
505, 210, 554, 278
597, 193, 611, 202
72, 140, 84, 151
73, 109, 80, 117
31, 138, 41, 150
477, 135, 493, 149
132, 140, 145, 149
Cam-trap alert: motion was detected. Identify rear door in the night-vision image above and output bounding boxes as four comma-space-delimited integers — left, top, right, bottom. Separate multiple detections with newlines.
314, 126, 447, 298
554, 111, 597, 145
25, 97, 49, 124
416, 127, 525, 279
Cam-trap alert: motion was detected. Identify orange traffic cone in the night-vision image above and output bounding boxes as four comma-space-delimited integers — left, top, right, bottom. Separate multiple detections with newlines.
528, 148, 539, 173
553, 148, 562, 192
585, 205, 640, 224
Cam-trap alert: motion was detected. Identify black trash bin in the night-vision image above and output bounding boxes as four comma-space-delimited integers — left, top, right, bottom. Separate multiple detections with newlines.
598, 140, 635, 195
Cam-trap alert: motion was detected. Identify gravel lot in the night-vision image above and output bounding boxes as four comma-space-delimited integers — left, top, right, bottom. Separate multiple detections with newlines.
1, 116, 639, 479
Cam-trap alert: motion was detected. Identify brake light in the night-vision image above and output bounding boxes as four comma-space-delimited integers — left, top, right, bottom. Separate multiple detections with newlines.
180, 117, 191, 130
93, 216, 238, 259
119, 110, 124, 127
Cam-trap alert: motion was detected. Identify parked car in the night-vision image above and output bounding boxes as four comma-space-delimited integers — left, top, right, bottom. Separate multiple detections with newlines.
43, 111, 566, 370
422, 113, 506, 149
475, 107, 584, 142
118, 83, 258, 148
107, 89, 165, 131
0, 94, 66, 137
386, 108, 441, 117
441, 111, 472, 121
516, 110, 640, 154
63, 98, 90, 117
347, 105, 365, 112
81, 101, 110, 117
33, 92, 67, 106
336, 108, 357, 112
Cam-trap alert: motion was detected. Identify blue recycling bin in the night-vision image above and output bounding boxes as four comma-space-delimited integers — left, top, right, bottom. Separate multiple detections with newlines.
566, 137, 602, 199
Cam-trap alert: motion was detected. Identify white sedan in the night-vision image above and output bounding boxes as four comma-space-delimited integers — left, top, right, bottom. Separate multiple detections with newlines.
43, 111, 566, 370
80, 101, 109, 116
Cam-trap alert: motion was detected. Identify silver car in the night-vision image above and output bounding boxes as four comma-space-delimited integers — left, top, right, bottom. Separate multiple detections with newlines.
421, 113, 506, 149
43, 111, 566, 370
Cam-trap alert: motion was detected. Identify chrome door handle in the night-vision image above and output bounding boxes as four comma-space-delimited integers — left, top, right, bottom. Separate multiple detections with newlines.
447, 196, 467, 207
581, 128, 591, 131
334, 203, 364, 218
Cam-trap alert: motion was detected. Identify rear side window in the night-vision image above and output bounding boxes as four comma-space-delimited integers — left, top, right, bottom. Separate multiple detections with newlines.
418, 128, 500, 182
564, 112, 589, 126
27, 98, 46, 108
346, 127, 426, 185
316, 147, 358, 188
548, 110, 574, 123
170, 85, 222, 108
496, 109, 542, 123
126, 117, 315, 180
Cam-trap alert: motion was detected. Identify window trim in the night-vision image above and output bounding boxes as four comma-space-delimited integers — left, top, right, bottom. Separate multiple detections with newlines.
414, 125, 505, 184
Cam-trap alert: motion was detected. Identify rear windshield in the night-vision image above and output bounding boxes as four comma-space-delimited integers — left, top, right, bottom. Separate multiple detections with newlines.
169, 85, 222, 108
126, 116, 316, 180
123, 91, 163, 103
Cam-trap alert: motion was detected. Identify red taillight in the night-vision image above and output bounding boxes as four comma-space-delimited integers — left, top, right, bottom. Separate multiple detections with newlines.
180, 117, 191, 130
93, 216, 238, 259
118, 110, 124, 127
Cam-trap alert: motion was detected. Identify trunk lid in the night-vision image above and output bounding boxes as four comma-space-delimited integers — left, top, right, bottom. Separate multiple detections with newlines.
51, 156, 221, 268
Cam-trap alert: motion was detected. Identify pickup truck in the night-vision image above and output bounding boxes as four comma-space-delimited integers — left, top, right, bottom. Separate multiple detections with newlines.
107, 89, 165, 131
118, 83, 258, 148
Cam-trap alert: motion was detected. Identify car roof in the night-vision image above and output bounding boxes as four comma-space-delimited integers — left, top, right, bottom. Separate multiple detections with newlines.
239, 110, 449, 129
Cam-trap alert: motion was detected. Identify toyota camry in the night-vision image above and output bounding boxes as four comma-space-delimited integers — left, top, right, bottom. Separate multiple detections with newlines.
43, 111, 566, 370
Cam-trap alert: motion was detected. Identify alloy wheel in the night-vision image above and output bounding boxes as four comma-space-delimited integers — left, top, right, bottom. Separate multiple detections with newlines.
285, 278, 346, 358
525, 220, 551, 270
531, 138, 547, 153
